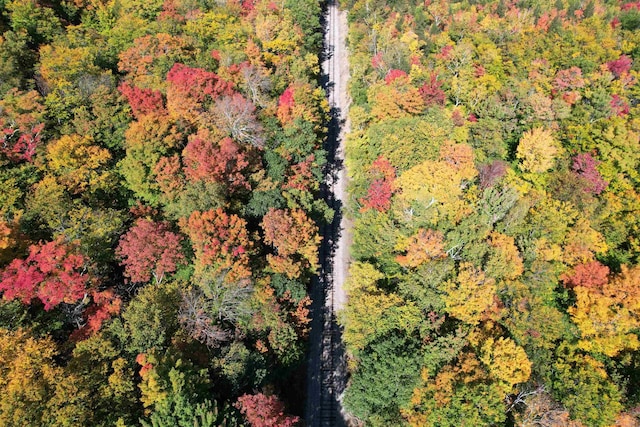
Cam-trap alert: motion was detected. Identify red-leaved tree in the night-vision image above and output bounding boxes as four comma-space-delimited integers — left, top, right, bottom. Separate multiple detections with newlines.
0, 122, 43, 162
607, 55, 632, 78
419, 73, 446, 107
116, 219, 185, 284
236, 393, 300, 427
0, 90, 45, 162
359, 156, 396, 212
610, 94, 630, 117
560, 261, 610, 289
571, 153, 608, 195
385, 69, 408, 85
0, 238, 120, 340
71, 289, 122, 340
0, 239, 89, 310
118, 82, 166, 118
182, 136, 250, 191
166, 63, 234, 122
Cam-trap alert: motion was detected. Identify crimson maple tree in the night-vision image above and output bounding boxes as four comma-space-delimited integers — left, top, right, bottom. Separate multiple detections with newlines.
166, 63, 234, 122
572, 153, 608, 195
359, 156, 396, 212
182, 135, 250, 191
607, 55, 632, 78
236, 393, 300, 427
0, 122, 43, 162
116, 219, 185, 284
419, 73, 446, 107
118, 82, 166, 118
0, 239, 89, 310
385, 69, 408, 85
610, 94, 630, 117
0, 89, 45, 162
71, 289, 122, 340
167, 63, 234, 100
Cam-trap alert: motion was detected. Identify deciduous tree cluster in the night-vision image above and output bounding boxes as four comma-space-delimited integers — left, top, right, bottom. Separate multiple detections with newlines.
0, 0, 327, 424
342, 1, 640, 426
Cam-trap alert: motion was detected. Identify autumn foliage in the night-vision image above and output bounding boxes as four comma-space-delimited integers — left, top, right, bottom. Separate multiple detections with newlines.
261, 208, 320, 279
116, 219, 185, 284
183, 208, 252, 282
0, 90, 45, 162
607, 55, 633, 78
359, 156, 396, 212
571, 153, 608, 195
0, 239, 90, 310
341, 1, 640, 425
166, 63, 234, 121
0, 0, 325, 424
236, 393, 300, 427
561, 261, 610, 289
182, 136, 251, 191
118, 82, 165, 118
396, 229, 446, 267
419, 74, 446, 107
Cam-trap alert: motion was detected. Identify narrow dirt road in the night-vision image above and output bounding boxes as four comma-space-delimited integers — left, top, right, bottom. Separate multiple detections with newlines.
328, 0, 351, 314
305, 0, 351, 425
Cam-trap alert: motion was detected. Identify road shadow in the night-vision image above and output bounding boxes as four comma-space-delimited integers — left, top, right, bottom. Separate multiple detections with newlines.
305, 110, 349, 426
305, 1, 350, 424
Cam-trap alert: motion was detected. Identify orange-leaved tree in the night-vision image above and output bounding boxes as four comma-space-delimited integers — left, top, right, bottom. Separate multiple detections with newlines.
568, 265, 640, 357
182, 208, 252, 282
261, 208, 320, 279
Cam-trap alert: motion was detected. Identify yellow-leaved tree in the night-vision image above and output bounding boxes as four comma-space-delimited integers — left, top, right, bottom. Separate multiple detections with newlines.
46, 134, 113, 195
403, 353, 507, 427
341, 262, 422, 354
479, 336, 532, 392
485, 231, 524, 280
516, 127, 562, 173
443, 262, 497, 325
569, 265, 640, 357
0, 328, 62, 426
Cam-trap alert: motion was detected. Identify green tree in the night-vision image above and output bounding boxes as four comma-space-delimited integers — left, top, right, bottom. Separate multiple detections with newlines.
112, 281, 181, 355
49, 332, 139, 426
5, 0, 61, 46
343, 334, 422, 427
548, 344, 623, 427
141, 368, 240, 427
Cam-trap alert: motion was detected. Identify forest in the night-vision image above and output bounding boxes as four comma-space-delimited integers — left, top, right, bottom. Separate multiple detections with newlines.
2, 0, 640, 426
339, 0, 640, 426
0, 0, 328, 425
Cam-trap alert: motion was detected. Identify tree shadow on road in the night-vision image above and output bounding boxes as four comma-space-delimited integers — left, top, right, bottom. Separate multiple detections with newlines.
305, 107, 350, 426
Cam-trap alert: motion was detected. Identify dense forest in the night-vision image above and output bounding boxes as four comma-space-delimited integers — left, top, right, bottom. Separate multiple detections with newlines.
0, 0, 329, 425
340, 0, 640, 426
3, 0, 640, 426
